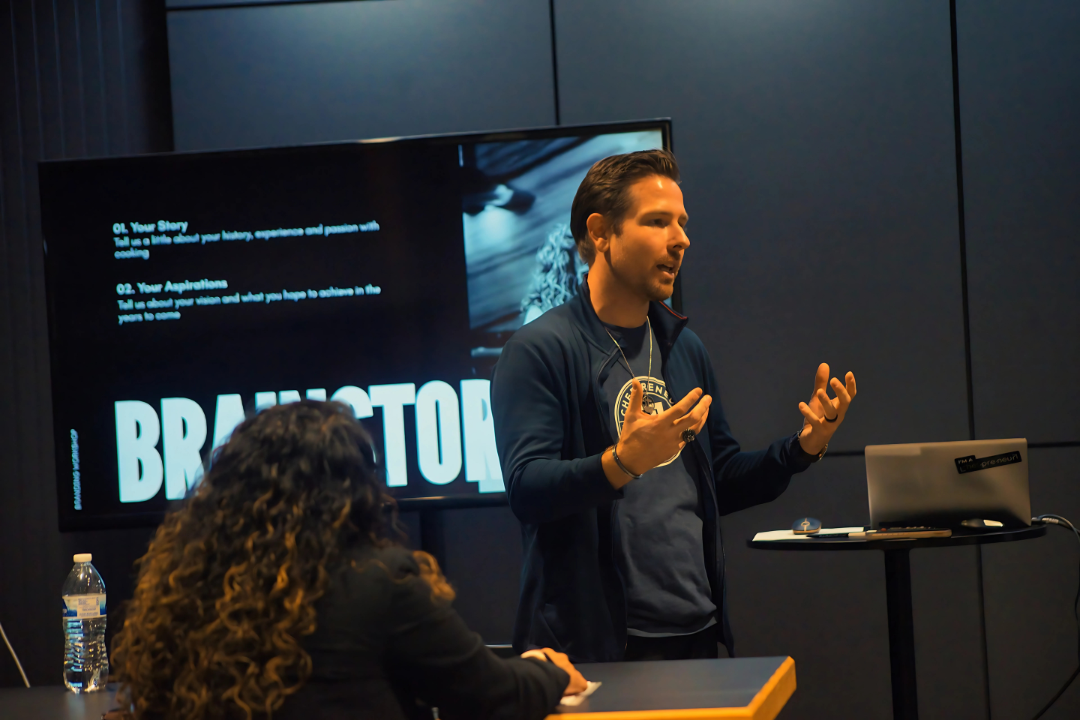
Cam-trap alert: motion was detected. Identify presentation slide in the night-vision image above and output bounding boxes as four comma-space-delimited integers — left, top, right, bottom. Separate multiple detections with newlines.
39, 123, 666, 529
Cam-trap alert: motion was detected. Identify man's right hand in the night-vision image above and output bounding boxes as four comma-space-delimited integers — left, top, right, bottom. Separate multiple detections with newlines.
602, 380, 712, 489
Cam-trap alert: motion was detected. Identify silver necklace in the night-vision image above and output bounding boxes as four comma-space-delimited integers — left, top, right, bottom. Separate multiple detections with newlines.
604, 316, 654, 413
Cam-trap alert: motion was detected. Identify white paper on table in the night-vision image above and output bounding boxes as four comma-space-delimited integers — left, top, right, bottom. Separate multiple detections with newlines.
753, 527, 866, 541
558, 680, 601, 707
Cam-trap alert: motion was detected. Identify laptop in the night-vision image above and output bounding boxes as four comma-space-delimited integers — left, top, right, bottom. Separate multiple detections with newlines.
865, 438, 1031, 529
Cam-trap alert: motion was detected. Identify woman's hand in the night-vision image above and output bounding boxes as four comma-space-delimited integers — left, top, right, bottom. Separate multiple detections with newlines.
521, 647, 588, 695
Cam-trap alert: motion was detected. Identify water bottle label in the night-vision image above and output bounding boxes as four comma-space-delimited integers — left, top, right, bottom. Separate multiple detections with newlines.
63, 594, 106, 619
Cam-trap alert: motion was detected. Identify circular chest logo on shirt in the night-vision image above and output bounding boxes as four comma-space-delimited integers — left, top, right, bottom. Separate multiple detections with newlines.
614, 376, 681, 467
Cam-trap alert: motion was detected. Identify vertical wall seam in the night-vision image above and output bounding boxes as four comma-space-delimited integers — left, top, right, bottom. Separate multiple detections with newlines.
0, 62, 9, 679
950, 1, 975, 443
30, 0, 45, 158
50, 0, 65, 157
73, 0, 87, 154
94, 0, 108, 153
1, 9, 12, 376
26, 1, 48, 563
1, 8, 10, 320
8, 0, 33, 643
10, 0, 31, 298
116, 0, 128, 154
950, 2, 990, 719
30, 1, 51, 559
548, 0, 560, 125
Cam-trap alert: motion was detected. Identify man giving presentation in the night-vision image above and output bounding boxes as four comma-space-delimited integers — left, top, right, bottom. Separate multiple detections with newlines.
491, 149, 857, 662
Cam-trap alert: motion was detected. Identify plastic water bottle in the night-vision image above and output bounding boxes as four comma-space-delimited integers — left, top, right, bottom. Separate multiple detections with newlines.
62, 553, 108, 693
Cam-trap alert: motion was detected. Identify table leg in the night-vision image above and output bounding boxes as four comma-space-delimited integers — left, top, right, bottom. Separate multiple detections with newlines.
884, 548, 918, 719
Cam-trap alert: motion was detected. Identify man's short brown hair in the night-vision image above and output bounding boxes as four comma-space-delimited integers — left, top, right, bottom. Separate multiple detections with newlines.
569, 149, 681, 264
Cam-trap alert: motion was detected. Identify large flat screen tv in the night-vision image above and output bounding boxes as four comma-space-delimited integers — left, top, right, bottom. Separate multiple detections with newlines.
39, 120, 673, 530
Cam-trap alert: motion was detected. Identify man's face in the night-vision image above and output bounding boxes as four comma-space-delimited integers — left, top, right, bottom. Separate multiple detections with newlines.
602, 175, 689, 302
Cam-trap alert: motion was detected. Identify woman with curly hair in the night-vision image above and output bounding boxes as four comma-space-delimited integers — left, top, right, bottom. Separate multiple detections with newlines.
110, 400, 584, 720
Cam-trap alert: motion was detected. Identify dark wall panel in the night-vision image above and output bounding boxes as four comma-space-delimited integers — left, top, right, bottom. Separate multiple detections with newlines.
982, 447, 1080, 719
910, 545, 988, 719
167, 0, 556, 151
555, 0, 969, 454
958, 0, 1080, 444
0, 0, 173, 688
441, 505, 522, 644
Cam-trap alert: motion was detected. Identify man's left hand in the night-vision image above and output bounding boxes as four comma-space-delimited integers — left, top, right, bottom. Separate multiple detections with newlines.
798, 363, 857, 456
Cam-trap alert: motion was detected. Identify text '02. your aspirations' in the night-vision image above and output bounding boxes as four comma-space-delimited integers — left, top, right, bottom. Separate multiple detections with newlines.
114, 279, 383, 326
98, 381, 505, 509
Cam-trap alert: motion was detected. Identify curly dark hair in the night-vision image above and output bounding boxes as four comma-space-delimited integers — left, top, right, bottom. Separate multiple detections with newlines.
569, 148, 680, 264
110, 401, 445, 720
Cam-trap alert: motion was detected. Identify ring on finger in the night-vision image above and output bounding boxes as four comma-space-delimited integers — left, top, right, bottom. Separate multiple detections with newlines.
681, 428, 697, 443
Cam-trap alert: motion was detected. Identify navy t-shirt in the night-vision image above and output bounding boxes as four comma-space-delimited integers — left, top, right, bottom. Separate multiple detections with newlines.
601, 320, 716, 637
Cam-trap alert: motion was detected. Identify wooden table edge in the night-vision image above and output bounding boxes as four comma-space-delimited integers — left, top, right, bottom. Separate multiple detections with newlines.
549, 656, 796, 720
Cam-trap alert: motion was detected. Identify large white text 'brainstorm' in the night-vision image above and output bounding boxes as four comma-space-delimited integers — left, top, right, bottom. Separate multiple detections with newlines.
114, 380, 503, 503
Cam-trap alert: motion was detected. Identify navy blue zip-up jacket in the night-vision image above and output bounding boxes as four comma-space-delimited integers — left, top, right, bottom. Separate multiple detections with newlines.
491, 279, 812, 662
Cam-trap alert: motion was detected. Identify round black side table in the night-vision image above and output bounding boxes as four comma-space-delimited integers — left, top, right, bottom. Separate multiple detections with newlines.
748, 526, 1046, 720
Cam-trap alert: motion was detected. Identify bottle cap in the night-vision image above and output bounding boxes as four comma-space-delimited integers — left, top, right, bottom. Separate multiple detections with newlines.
73, 553, 92, 563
